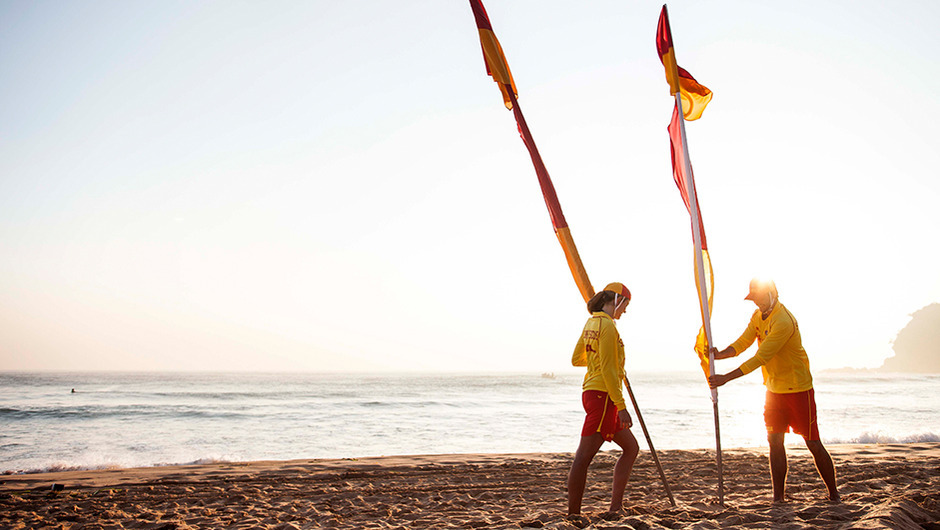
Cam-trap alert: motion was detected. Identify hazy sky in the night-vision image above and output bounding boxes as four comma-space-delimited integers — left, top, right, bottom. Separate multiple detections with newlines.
2, 0, 939, 373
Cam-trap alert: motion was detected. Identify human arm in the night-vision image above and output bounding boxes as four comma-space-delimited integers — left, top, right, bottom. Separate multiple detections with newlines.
706, 322, 749, 387
728, 315, 759, 359
709, 368, 744, 388
617, 408, 633, 428
707, 346, 738, 360
571, 334, 587, 367
599, 324, 626, 409
737, 314, 793, 375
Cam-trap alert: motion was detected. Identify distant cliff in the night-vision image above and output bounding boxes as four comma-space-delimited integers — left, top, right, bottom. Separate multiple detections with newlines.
880, 303, 940, 373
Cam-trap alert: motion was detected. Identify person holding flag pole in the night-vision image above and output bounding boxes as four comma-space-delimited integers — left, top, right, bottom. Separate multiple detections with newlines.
656, 4, 724, 505
708, 279, 840, 503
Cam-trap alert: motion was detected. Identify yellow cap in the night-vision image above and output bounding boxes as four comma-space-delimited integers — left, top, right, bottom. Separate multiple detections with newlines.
603, 282, 631, 302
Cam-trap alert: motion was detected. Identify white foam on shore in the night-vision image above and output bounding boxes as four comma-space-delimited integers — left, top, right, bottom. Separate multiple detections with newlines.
6, 435, 940, 475
825, 431, 940, 444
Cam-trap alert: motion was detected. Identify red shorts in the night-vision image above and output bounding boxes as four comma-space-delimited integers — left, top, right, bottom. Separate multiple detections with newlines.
581, 390, 622, 441
764, 389, 820, 440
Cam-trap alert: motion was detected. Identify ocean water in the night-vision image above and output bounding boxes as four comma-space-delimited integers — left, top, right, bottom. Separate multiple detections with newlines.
1, 371, 937, 474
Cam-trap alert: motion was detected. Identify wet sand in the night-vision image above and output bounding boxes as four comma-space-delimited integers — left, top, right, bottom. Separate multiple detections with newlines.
2, 443, 938, 529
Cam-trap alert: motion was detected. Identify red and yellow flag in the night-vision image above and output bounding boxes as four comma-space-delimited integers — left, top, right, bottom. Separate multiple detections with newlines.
656, 6, 713, 121
660, 5, 715, 377
669, 95, 714, 376
469, 0, 517, 110
469, 0, 594, 302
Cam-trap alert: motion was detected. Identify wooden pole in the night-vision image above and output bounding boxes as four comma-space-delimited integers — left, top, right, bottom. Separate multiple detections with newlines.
713, 401, 723, 503
623, 375, 676, 507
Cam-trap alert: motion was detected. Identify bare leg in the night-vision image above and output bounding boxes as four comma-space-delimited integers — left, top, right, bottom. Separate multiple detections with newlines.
568, 434, 604, 515
805, 439, 839, 502
768, 433, 787, 502
608, 428, 639, 512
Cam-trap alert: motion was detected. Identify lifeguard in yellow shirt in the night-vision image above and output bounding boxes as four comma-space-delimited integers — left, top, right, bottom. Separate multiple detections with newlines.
709, 279, 839, 503
567, 282, 639, 518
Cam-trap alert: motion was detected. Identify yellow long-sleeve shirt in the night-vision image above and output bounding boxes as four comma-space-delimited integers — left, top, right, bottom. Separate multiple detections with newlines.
571, 312, 626, 409
729, 302, 813, 393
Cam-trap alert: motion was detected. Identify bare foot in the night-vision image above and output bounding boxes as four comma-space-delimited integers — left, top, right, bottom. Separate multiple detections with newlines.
566, 514, 590, 528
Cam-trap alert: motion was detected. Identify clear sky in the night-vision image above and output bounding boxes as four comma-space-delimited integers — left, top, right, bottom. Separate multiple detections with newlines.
2, 0, 939, 373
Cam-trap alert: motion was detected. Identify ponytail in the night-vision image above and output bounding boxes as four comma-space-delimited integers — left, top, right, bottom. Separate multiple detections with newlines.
587, 290, 615, 314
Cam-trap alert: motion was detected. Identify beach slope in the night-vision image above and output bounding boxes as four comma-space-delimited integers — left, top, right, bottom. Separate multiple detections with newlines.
2, 443, 938, 529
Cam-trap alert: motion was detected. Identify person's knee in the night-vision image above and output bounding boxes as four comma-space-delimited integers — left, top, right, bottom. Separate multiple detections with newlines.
619, 445, 638, 464
804, 439, 827, 455
571, 450, 595, 471
768, 433, 785, 449
571, 457, 589, 472
614, 431, 638, 456
624, 437, 639, 458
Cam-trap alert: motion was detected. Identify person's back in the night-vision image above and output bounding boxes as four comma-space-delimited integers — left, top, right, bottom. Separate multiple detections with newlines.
572, 311, 626, 409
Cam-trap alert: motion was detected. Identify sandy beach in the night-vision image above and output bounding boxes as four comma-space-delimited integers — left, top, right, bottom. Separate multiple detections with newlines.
1, 443, 938, 529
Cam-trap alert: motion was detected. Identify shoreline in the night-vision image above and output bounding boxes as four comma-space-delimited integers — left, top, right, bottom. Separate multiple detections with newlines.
2, 443, 938, 529
2, 439, 936, 479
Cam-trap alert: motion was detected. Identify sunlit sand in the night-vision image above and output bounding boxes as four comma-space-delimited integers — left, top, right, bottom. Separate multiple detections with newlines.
3, 443, 938, 528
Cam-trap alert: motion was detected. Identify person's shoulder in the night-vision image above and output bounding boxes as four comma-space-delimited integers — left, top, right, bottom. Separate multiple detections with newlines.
593, 313, 616, 331
771, 304, 796, 328
583, 312, 608, 329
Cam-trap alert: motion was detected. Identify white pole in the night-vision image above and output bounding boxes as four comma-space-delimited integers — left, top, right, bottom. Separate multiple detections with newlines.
674, 92, 716, 396
675, 92, 724, 505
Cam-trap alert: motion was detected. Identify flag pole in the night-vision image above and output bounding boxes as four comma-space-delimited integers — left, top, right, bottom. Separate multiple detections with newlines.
675, 92, 724, 506
623, 375, 676, 506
